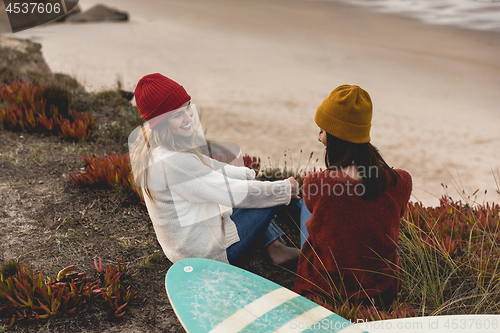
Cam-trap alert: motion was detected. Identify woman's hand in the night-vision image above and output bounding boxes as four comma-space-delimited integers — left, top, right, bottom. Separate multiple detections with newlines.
287, 177, 301, 200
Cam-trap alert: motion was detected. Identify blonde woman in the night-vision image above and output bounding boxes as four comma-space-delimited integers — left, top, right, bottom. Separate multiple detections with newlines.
128, 73, 300, 265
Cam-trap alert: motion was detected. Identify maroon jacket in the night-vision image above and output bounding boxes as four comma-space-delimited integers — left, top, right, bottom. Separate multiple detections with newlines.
294, 169, 412, 305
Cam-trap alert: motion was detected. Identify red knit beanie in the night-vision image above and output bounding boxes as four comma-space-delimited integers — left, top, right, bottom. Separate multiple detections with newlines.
134, 73, 191, 128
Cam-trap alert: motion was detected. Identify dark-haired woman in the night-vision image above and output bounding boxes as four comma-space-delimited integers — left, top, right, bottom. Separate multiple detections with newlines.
294, 85, 412, 307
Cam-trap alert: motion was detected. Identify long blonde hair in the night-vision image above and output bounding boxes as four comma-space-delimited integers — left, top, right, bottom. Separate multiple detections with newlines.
130, 122, 212, 202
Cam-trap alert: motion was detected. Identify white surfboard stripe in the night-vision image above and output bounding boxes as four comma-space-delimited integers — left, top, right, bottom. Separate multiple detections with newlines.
275, 306, 334, 333
336, 326, 369, 333
208, 287, 299, 333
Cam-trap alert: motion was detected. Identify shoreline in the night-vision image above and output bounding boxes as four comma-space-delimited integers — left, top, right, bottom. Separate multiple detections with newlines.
1, 0, 500, 207
335, 0, 500, 34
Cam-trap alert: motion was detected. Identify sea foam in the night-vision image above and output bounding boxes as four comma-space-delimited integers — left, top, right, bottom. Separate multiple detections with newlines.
337, 0, 500, 32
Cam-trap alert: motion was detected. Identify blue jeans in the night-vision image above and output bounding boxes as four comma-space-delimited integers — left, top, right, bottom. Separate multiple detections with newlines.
299, 200, 312, 248
284, 199, 311, 248
226, 206, 284, 264
226, 201, 312, 264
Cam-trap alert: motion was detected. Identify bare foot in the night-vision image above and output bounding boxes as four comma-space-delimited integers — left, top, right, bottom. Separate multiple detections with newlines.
266, 239, 300, 265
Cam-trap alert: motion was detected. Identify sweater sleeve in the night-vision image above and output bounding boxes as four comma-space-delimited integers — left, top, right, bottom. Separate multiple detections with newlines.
202, 155, 256, 180
394, 169, 413, 217
163, 152, 290, 208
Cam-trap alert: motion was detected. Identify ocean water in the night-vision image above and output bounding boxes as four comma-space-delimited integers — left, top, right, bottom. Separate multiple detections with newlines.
336, 0, 500, 32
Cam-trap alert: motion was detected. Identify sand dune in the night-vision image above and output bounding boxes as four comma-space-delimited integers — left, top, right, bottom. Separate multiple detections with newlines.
2, 0, 500, 206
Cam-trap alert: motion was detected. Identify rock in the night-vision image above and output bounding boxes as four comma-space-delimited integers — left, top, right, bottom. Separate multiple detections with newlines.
0, 2, 12, 33
0, 36, 84, 90
51, 73, 83, 91
120, 90, 134, 101
0, 1, 80, 32
0, 36, 51, 83
66, 4, 129, 23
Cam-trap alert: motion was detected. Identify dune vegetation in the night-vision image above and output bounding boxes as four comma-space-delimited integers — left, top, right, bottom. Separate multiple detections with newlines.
1, 74, 499, 331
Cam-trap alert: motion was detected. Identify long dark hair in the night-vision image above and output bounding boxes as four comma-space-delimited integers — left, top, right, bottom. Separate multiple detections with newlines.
324, 133, 400, 200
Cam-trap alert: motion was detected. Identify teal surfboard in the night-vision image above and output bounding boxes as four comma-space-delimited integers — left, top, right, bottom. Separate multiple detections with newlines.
165, 258, 368, 333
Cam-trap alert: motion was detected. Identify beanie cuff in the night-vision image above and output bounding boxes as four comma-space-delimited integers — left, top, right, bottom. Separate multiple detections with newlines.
315, 107, 371, 143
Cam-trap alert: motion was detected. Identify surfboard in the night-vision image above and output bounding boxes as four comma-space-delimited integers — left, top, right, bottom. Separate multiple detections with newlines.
165, 258, 368, 333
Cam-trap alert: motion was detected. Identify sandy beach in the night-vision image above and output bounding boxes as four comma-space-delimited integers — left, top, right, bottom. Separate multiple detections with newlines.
2, 0, 500, 207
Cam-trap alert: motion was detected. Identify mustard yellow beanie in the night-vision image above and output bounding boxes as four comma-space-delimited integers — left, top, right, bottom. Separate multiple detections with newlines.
315, 84, 372, 143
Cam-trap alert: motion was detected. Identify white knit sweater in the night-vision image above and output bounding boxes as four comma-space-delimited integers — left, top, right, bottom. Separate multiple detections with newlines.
143, 147, 292, 263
